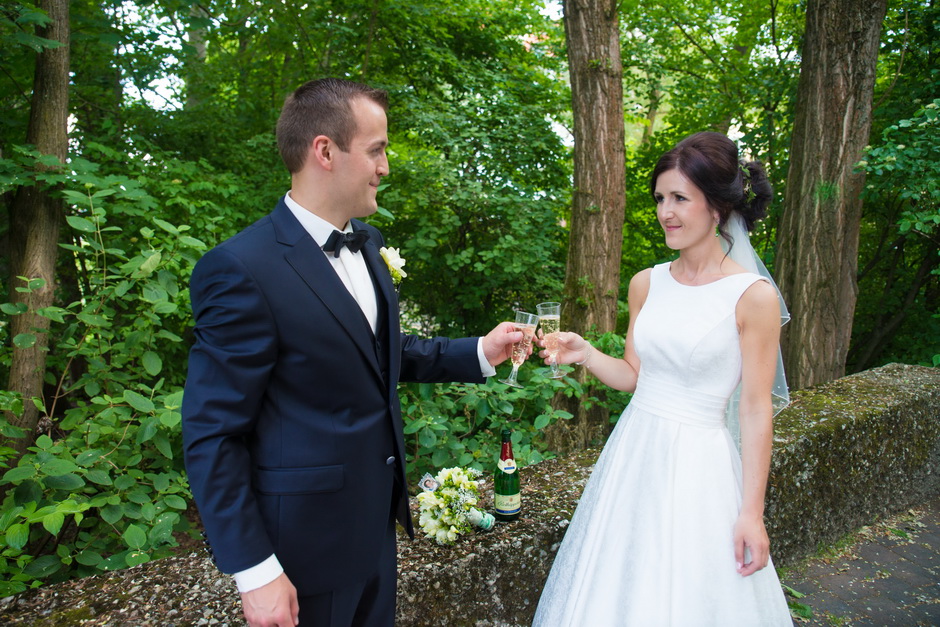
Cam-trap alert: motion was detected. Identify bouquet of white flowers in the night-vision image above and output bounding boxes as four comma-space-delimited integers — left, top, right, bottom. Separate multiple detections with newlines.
416, 467, 494, 545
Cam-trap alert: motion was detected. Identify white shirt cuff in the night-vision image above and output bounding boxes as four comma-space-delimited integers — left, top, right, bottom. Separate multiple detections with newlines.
233, 554, 283, 593
477, 337, 496, 378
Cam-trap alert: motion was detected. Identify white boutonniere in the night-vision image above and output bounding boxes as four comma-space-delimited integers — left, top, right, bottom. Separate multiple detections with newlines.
379, 246, 407, 286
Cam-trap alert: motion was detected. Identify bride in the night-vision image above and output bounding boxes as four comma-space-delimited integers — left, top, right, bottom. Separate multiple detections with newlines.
532, 132, 793, 626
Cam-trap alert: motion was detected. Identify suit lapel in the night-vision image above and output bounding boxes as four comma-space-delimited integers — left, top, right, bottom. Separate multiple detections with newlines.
358, 227, 401, 382
272, 203, 383, 382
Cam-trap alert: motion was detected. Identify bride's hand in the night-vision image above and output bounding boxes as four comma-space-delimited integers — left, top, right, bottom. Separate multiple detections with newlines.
538, 331, 590, 366
733, 513, 770, 577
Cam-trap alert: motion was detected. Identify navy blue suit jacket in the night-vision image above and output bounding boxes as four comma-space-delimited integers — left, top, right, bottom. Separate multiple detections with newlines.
182, 198, 484, 594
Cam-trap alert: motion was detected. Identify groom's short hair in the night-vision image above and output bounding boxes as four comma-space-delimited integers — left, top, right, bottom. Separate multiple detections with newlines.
277, 77, 388, 173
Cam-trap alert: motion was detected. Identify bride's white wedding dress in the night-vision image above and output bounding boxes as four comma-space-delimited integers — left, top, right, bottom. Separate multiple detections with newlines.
532, 263, 793, 626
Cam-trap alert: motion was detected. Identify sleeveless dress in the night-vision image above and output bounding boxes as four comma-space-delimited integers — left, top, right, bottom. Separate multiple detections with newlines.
532, 263, 793, 626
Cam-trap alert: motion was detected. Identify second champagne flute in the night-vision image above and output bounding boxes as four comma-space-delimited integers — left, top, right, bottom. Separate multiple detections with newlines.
498, 311, 540, 388
537, 301, 563, 379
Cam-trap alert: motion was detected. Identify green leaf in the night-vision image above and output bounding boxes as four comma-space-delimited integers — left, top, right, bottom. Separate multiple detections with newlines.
6, 523, 29, 550
149, 518, 175, 545
152, 218, 179, 235
43, 473, 85, 490
41, 458, 80, 476
75, 550, 103, 566
136, 417, 158, 444
23, 555, 62, 578
159, 410, 181, 428
3, 465, 37, 482
152, 474, 171, 492
124, 390, 155, 413
77, 312, 109, 327
12, 333, 37, 349
127, 490, 150, 504
0, 505, 23, 531
0, 302, 28, 315
36, 306, 67, 322
85, 469, 113, 485
142, 351, 163, 376
163, 494, 187, 510
154, 432, 173, 459
42, 512, 65, 535
136, 251, 162, 277
66, 215, 97, 233
114, 475, 135, 490
534, 414, 551, 430
180, 235, 207, 248
403, 420, 424, 434
100, 504, 122, 525
123, 524, 147, 549
75, 448, 103, 467
126, 551, 151, 567
163, 390, 184, 409
418, 427, 438, 448
100, 551, 128, 571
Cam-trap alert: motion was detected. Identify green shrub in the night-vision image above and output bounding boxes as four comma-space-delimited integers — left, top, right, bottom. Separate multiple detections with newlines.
0, 172, 205, 596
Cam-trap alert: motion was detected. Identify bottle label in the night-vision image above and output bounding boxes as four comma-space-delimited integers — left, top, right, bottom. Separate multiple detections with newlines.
494, 492, 521, 515
497, 458, 517, 474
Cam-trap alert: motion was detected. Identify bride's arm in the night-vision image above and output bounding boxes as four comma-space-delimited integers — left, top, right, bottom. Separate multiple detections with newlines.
544, 269, 649, 393
733, 279, 781, 577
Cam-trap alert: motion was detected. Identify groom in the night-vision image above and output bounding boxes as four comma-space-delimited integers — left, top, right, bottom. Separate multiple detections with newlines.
181, 78, 520, 627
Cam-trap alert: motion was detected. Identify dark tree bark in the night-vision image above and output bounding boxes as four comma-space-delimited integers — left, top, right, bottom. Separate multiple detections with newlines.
775, 0, 887, 390
553, 0, 625, 451
5, 0, 70, 453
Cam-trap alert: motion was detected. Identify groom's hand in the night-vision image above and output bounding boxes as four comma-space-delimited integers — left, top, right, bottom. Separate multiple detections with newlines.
482, 321, 524, 366
241, 572, 300, 627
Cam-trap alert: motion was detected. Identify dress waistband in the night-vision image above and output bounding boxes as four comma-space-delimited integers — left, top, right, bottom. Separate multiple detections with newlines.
630, 375, 729, 428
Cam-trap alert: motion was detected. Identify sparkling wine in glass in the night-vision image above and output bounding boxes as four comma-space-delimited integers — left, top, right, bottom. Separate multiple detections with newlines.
537, 301, 564, 379
498, 311, 539, 388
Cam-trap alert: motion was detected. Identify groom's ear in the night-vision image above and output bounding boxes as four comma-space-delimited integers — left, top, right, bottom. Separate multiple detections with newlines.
310, 135, 335, 171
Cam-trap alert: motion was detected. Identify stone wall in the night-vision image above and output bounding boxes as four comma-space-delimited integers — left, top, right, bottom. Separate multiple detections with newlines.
394, 363, 940, 627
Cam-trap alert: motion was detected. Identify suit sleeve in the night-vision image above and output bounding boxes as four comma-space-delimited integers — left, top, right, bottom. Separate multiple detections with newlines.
398, 335, 486, 384
181, 246, 278, 574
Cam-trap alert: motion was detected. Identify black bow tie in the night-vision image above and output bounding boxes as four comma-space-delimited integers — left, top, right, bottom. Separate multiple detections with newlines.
323, 230, 370, 257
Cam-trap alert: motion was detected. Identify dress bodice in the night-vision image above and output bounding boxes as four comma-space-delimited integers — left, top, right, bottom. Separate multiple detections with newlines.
630, 263, 766, 426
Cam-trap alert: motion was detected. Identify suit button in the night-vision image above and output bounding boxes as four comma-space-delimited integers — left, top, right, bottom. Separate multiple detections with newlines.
386, 456, 396, 466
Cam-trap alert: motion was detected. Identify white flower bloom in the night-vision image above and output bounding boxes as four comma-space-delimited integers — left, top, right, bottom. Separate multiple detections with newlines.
379, 246, 407, 285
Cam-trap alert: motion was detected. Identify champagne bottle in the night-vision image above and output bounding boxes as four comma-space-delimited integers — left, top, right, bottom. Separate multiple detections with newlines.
494, 428, 521, 521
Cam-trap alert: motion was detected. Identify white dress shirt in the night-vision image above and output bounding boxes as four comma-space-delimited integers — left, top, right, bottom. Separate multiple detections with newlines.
233, 193, 495, 593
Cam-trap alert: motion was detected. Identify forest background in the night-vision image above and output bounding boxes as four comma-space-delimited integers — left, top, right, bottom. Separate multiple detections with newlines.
0, 0, 936, 596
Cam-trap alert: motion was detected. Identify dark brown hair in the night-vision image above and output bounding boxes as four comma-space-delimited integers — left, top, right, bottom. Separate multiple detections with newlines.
650, 132, 772, 241
276, 78, 389, 173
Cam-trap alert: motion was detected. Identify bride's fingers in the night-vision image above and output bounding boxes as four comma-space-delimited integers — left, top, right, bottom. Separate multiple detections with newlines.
556, 331, 584, 351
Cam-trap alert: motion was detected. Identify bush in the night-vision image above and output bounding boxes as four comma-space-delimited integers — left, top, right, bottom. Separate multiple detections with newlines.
0, 171, 206, 596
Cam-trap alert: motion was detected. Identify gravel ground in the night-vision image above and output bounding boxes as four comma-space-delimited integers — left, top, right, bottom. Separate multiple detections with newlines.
0, 450, 599, 627
2, 448, 934, 627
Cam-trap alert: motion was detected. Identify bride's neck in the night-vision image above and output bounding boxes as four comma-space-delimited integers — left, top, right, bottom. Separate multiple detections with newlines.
673, 240, 727, 282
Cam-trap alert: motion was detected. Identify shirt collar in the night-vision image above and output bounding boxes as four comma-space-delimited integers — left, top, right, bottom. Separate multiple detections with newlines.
283, 192, 352, 247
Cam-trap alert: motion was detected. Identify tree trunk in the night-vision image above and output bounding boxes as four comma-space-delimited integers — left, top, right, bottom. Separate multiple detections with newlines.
775, 0, 887, 391
551, 0, 625, 451
5, 0, 70, 453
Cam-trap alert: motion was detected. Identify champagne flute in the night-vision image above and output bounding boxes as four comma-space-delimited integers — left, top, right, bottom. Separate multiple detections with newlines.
498, 311, 539, 388
537, 301, 564, 379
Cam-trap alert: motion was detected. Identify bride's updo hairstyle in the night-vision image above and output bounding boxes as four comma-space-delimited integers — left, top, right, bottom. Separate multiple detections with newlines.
650, 131, 772, 244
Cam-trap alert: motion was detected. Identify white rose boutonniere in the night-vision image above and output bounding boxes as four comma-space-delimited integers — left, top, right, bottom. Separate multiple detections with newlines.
379, 246, 407, 286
